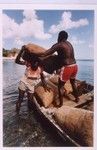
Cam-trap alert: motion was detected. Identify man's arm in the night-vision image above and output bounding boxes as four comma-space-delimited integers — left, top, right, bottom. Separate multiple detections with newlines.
15, 46, 26, 65
37, 43, 59, 57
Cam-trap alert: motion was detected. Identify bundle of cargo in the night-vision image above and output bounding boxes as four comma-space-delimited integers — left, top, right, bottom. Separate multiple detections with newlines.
35, 85, 54, 108
22, 43, 46, 54
27, 74, 94, 147
21, 43, 63, 74
54, 106, 93, 146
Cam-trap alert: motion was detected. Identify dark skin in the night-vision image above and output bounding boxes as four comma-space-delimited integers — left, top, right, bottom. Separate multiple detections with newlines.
37, 39, 79, 106
37, 40, 76, 66
15, 47, 48, 112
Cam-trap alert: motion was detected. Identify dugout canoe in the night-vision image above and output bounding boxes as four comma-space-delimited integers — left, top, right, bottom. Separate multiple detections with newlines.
30, 75, 94, 147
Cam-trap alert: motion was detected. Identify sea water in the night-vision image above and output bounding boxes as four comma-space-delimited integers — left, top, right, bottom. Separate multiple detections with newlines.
77, 60, 94, 84
3, 59, 94, 147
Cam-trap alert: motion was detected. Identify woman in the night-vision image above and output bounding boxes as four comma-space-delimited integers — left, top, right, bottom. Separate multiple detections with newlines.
15, 46, 47, 112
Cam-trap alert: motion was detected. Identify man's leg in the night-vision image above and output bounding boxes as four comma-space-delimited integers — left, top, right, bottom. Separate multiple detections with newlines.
16, 89, 25, 112
70, 78, 79, 102
27, 92, 34, 111
58, 78, 65, 107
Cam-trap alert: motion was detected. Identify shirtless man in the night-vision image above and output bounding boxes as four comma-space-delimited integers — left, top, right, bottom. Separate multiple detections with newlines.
38, 30, 79, 106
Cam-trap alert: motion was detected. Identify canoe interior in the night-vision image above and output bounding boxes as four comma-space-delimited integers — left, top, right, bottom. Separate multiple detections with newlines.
33, 96, 81, 147
33, 75, 94, 147
35, 75, 93, 111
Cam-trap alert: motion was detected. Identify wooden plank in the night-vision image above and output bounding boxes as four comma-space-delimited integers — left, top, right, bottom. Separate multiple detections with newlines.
75, 99, 93, 108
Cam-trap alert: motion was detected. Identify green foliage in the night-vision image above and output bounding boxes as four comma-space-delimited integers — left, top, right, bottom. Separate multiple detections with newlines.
3, 48, 9, 57
3, 48, 20, 57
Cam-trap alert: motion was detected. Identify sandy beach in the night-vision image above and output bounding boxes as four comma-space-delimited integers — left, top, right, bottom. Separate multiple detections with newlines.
3, 57, 16, 60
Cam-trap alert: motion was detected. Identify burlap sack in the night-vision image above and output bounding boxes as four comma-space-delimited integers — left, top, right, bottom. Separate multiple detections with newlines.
64, 81, 73, 94
50, 76, 73, 94
23, 44, 62, 74
54, 106, 93, 146
24, 43, 46, 54
35, 86, 54, 108
49, 75, 59, 84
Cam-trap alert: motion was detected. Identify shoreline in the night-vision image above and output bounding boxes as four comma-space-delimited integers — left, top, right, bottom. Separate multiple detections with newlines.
3, 57, 16, 60
3, 57, 94, 61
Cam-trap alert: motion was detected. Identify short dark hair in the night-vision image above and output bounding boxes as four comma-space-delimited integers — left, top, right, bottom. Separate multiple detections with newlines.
58, 30, 68, 42
30, 61, 39, 71
22, 49, 38, 62
23, 51, 40, 70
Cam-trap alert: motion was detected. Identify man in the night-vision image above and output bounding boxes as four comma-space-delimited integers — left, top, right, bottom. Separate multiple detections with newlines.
38, 30, 79, 106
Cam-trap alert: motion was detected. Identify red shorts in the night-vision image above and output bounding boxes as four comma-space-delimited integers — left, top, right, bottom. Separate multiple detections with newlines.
60, 64, 78, 82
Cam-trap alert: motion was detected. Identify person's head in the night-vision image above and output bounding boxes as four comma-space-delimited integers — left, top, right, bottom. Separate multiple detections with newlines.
57, 30, 68, 43
22, 50, 31, 61
30, 60, 39, 71
22, 48, 38, 62
27, 53, 41, 70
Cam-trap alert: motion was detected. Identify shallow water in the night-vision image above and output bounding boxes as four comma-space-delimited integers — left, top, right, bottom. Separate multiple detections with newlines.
3, 59, 94, 147
77, 60, 94, 84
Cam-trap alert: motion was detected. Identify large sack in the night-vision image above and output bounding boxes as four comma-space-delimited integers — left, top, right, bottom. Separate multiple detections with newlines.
35, 85, 54, 108
24, 43, 46, 54
54, 106, 93, 146
22, 43, 63, 74
49, 75, 59, 84
22, 44, 63, 74
50, 76, 73, 93
42, 55, 63, 74
64, 81, 73, 94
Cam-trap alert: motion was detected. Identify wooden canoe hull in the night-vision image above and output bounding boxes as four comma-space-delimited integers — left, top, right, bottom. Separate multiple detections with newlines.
32, 76, 93, 147
32, 96, 80, 147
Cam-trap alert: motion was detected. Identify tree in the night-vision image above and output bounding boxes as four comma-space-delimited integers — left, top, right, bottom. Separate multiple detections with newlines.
3, 48, 9, 57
